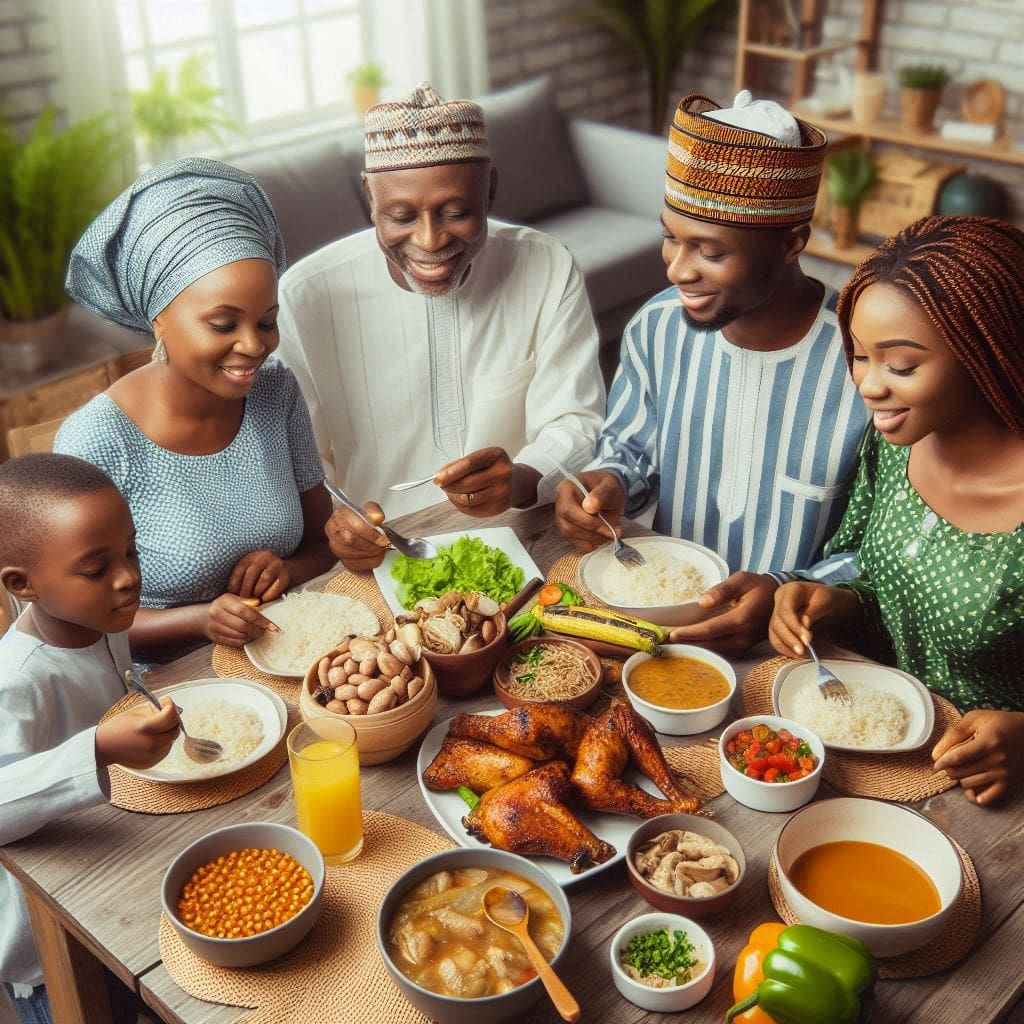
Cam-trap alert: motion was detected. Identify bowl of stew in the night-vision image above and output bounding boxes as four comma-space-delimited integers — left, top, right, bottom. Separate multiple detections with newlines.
622, 645, 736, 735
377, 847, 571, 1024
719, 715, 825, 812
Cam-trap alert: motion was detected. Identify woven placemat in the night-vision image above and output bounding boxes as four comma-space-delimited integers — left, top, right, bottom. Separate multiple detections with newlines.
102, 693, 296, 814
211, 572, 396, 703
159, 811, 455, 1024
767, 841, 981, 978
742, 657, 960, 802
547, 552, 603, 606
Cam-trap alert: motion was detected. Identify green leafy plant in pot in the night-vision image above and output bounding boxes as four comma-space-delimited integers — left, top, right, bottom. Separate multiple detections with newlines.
347, 62, 388, 118
898, 64, 950, 134
0, 107, 124, 372
825, 149, 876, 249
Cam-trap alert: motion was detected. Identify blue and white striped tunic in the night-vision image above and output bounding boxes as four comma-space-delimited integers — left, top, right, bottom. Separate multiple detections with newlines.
590, 285, 870, 575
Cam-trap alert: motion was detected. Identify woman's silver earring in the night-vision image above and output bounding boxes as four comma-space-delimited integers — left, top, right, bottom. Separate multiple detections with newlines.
153, 337, 168, 365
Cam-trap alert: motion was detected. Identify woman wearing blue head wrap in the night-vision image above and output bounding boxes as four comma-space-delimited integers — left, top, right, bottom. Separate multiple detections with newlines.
55, 158, 335, 662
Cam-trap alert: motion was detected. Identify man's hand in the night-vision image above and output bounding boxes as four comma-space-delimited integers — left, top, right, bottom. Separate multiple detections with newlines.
668, 572, 778, 656
205, 594, 280, 647
226, 549, 290, 603
325, 503, 390, 572
768, 581, 861, 657
96, 697, 180, 769
932, 710, 1024, 806
436, 447, 539, 516
554, 471, 626, 551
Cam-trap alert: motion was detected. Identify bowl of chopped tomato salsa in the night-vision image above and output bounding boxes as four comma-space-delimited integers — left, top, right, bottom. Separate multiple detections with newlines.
719, 716, 825, 812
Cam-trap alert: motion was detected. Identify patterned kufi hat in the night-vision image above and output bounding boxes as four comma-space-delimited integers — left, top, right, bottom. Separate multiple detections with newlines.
66, 157, 286, 334
666, 90, 827, 228
364, 81, 489, 172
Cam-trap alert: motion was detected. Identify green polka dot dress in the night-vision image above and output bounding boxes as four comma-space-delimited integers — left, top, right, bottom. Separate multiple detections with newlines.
825, 431, 1024, 713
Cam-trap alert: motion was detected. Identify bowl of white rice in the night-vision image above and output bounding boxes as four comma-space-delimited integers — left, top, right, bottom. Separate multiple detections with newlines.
772, 658, 935, 754
580, 536, 729, 627
245, 591, 381, 677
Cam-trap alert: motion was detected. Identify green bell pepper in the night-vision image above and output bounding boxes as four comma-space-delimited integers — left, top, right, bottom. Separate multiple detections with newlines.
725, 924, 875, 1024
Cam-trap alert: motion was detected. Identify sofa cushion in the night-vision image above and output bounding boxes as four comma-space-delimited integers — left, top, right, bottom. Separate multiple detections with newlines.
534, 206, 667, 319
479, 77, 589, 223
232, 133, 370, 266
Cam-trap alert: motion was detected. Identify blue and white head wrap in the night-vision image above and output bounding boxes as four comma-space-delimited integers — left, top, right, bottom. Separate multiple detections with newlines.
66, 157, 286, 334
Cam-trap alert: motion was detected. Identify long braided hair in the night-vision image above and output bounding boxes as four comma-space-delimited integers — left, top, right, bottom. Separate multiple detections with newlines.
836, 215, 1024, 437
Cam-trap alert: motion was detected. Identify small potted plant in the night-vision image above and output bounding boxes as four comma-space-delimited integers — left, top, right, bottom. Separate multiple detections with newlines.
825, 150, 876, 249
898, 64, 951, 133
347, 62, 388, 118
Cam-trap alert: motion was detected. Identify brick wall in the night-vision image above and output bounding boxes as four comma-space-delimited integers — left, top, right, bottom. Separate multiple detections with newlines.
0, 0, 60, 137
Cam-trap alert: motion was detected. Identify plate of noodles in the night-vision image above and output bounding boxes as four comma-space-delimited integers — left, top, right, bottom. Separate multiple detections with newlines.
492, 638, 603, 711
121, 678, 287, 783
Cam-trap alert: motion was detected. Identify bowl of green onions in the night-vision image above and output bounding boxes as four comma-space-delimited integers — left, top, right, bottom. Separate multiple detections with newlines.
609, 913, 716, 1012
492, 637, 603, 711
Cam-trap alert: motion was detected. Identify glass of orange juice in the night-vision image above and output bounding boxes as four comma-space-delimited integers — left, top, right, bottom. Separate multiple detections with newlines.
287, 717, 363, 863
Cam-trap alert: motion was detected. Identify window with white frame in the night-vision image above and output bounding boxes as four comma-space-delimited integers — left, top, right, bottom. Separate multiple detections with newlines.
114, 0, 373, 143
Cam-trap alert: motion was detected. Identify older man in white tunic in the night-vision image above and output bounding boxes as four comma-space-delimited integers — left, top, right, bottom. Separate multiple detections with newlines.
277, 83, 605, 570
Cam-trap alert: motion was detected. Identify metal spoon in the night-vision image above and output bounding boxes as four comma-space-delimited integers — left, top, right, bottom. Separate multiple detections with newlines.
483, 886, 580, 1023
125, 670, 223, 764
323, 478, 438, 560
389, 472, 441, 492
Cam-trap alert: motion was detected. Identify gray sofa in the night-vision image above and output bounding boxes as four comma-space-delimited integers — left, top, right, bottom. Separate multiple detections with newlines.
232, 76, 670, 383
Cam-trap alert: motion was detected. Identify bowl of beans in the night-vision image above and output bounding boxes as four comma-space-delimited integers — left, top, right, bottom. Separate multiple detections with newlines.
161, 821, 325, 967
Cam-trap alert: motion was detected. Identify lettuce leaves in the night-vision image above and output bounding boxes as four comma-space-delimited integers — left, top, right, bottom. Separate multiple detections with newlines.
391, 536, 525, 609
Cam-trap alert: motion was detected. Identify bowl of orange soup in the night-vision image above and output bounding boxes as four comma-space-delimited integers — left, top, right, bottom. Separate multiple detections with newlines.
775, 797, 962, 957
622, 645, 736, 735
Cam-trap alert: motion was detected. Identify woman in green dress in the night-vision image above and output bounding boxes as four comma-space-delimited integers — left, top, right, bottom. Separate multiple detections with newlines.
770, 215, 1024, 805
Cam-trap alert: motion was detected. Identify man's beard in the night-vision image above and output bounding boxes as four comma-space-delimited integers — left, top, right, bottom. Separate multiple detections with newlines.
386, 239, 474, 296
680, 302, 742, 333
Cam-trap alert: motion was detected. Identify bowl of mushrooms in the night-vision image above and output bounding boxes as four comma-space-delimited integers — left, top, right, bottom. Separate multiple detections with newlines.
299, 631, 438, 765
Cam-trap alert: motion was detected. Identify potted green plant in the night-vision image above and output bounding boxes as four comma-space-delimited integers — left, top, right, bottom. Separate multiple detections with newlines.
0, 107, 124, 372
897, 64, 951, 133
825, 149, 876, 248
129, 53, 237, 165
347, 62, 388, 118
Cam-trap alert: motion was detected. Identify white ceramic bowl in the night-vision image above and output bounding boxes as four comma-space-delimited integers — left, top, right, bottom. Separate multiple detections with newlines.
622, 645, 736, 735
580, 536, 728, 627
719, 715, 825, 812
161, 822, 325, 967
609, 912, 716, 1012
775, 797, 963, 957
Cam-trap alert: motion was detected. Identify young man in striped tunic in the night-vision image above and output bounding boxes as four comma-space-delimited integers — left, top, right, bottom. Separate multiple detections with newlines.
555, 92, 870, 653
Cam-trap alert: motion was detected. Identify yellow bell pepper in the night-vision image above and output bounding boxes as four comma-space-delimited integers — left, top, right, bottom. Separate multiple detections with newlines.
732, 923, 788, 1024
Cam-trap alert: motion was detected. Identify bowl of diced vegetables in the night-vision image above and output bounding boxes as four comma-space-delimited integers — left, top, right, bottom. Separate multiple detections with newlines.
719, 716, 825, 813
609, 912, 716, 1012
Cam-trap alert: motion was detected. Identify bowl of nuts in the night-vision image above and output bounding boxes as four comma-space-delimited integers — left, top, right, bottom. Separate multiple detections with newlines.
299, 632, 438, 764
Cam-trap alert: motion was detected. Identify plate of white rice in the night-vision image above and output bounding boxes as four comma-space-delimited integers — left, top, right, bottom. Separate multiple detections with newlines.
121, 678, 287, 783
772, 659, 935, 753
244, 591, 380, 677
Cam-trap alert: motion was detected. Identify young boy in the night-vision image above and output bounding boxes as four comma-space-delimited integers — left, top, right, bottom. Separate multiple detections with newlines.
0, 454, 180, 1023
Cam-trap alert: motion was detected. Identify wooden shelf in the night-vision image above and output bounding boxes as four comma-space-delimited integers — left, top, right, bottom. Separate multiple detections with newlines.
805, 232, 876, 266
743, 40, 858, 62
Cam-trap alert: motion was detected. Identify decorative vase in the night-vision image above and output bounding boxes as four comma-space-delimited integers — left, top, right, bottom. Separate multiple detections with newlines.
899, 87, 942, 133
0, 305, 72, 375
831, 206, 859, 249
851, 72, 886, 125
351, 85, 380, 118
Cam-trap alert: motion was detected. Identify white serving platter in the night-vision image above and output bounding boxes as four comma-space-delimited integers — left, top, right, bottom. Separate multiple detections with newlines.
772, 658, 935, 754
416, 709, 662, 888
373, 526, 543, 617
122, 678, 287, 783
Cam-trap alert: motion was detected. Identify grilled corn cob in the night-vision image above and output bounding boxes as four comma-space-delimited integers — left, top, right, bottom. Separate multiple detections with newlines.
532, 603, 669, 654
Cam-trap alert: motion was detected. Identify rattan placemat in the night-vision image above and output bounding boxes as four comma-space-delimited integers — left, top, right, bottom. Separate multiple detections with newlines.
742, 657, 960, 802
768, 841, 981, 979
547, 552, 603, 606
102, 693, 296, 814
159, 811, 455, 1024
212, 572, 396, 702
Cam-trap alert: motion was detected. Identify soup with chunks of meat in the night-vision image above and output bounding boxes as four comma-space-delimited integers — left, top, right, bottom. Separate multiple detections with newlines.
387, 867, 563, 998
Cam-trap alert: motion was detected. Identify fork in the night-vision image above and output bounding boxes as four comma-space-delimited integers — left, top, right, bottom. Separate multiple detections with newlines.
805, 642, 851, 704
550, 459, 645, 569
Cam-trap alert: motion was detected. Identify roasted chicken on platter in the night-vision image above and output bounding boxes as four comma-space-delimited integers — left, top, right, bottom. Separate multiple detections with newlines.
422, 736, 535, 792
446, 703, 590, 761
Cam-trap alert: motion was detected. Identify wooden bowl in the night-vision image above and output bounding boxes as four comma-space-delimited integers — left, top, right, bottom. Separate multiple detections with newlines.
300, 649, 437, 765
493, 637, 603, 711
423, 611, 509, 698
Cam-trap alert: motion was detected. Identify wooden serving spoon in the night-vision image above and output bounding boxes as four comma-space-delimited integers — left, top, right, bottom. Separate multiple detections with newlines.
483, 886, 580, 1022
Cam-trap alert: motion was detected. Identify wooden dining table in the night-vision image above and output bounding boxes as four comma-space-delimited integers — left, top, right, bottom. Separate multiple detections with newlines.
3, 500, 1023, 1024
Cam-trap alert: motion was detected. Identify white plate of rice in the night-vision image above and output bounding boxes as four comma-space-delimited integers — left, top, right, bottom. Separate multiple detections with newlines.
122, 678, 287, 783
772, 659, 935, 753
579, 536, 729, 627
244, 591, 380, 677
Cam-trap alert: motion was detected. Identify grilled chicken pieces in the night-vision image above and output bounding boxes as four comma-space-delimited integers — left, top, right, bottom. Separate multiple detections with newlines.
422, 737, 535, 793
571, 702, 702, 817
463, 761, 616, 873
447, 704, 591, 761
